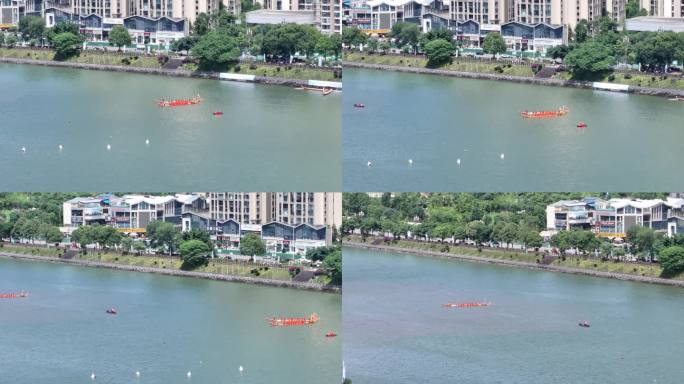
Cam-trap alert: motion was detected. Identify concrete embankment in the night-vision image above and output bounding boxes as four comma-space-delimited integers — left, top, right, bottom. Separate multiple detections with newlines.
344, 241, 684, 288
343, 61, 684, 98
0, 57, 342, 90
0, 252, 341, 293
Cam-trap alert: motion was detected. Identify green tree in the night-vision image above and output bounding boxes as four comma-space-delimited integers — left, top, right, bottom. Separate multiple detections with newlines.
180, 229, 212, 247
421, 28, 453, 46
146, 220, 178, 254
5, 34, 17, 48
431, 223, 454, 241
625, 0, 648, 17
499, 222, 518, 248
571, 230, 600, 255
366, 37, 379, 53
315, 34, 339, 58
91, 225, 122, 249
378, 40, 391, 53
574, 20, 589, 43
132, 240, 147, 254
343, 193, 372, 215
37, 223, 63, 244
18, 15, 45, 41
546, 44, 570, 59
466, 220, 490, 245
658, 246, 684, 278
563, 42, 615, 78
424, 38, 454, 67
306, 246, 340, 262
109, 25, 132, 50
0, 32, 5, 46
70, 225, 94, 249
262, 24, 319, 59
193, 13, 211, 36
52, 32, 82, 60
342, 27, 368, 47
170, 36, 199, 52
341, 217, 360, 235
551, 230, 572, 255
191, 31, 241, 69
482, 32, 507, 55
519, 227, 543, 250
240, 233, 266, 256
322, 248, 342, 285
241, 0, 261, 12
209, 7, 237, 30
627, 226, 658, 260
634, 32, 682, 71
390, 22, 420, 50
47, 21, 80, 44
120, 236, 134, 253
179, 239, 211, 270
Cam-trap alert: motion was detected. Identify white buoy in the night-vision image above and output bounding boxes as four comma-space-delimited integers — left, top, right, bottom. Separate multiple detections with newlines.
408, 159, 413, 165
21, 146, 26, 153
457, 158, 461, 165
58, 144, 63, 151
145, 139, 150, 145
90, 372, 96, 380
500, 153, 505, 159
367, 161, 372, 167
239, 366, 244, 373
136, 371, 140, 377
106, 144, 111, 151
187, 371, 192, 378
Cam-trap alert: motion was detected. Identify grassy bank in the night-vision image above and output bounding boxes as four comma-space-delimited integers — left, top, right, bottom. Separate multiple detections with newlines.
344, 52, 534, 77
182, 62, 340, 82
345, 235, 681, 281
0, 48, 161, 68
0, 244, 332, 283
555, 71, 684, 90
0, 48, 341, 82
345, 51, 684, 90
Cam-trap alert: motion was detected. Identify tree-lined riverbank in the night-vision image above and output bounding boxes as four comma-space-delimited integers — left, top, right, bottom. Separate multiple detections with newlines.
0, 249, 341, 293
0, 52, 341, 84
344, 238, 684, 287
343, 58, 684, 97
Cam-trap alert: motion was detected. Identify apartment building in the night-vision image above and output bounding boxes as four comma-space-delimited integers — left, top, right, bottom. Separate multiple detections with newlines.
358, 0, 626, 42
1, 0, 25, 26
62, 193, 338, 256
639, 0, 683, 17
546, 197, 684, 238
449, 0, 505, 24
207, 192, 342, 229
207, 193, 271, 224
63, 194, 206, 232
19, 0, 238, 28
250, 0, 341, 33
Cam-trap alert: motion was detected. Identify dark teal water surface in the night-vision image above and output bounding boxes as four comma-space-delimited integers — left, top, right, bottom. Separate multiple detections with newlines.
343, 247, 684, 384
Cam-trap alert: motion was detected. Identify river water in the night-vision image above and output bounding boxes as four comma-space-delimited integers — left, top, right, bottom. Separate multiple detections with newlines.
343, 247, 684, 384
343, 68, 684, 191
0, 63, 341, 191
0, 257, 341, 384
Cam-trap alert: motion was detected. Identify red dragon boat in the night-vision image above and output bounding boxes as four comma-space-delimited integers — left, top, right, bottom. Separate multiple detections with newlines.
158, 95, 202, 107
442, 301, 491, 309
521, 106, 569, 119
0, 292, 29, 299
267, 313, 319, 327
